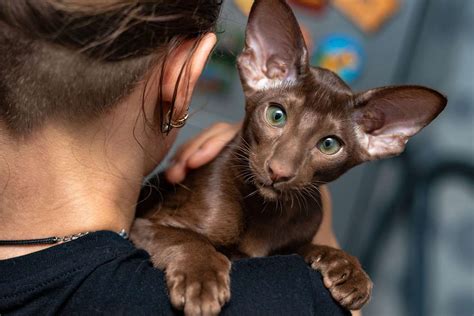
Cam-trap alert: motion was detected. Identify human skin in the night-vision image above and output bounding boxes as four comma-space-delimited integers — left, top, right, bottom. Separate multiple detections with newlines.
0, 33, 217, 260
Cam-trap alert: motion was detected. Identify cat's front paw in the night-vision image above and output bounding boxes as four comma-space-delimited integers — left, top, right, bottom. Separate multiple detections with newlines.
305, 245, 372, 310
166, 251, 231, 316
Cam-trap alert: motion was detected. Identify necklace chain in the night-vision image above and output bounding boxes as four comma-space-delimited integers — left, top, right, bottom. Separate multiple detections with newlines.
0, 229, 128, 246
53, 232, 90, 243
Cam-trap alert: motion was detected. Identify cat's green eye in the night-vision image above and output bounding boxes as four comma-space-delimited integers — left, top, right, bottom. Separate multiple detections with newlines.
265, 104, 287, 127
318, 137, 342, 155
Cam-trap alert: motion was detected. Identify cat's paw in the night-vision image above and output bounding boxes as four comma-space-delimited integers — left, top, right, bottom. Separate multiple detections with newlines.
305, 245, 372, 310
166, 252, 231, 316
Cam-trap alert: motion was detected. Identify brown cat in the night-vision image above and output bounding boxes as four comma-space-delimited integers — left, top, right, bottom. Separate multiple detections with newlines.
131, 0, 447, 315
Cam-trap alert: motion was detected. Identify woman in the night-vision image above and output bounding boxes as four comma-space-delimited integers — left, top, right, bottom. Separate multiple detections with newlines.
0, 1, 349, 315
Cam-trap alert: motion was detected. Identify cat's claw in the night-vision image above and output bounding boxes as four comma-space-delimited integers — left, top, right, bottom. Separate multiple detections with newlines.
166, 252, 231, 316
305, 245, 372, 310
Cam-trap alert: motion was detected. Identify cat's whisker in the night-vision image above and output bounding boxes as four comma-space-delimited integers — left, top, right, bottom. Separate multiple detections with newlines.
243, 189, 259, 199
231, 153, 250, 163
240, 171, 255, 183
235, 142, 250, 152
297, 187, 314, 216
238, 145, 251, 155
293, 190, 303, 212
261, 200, 269, 214
241, 175, 252, 184
279, 195, 284, 216
311, 179, 328, 186
300, 191, 306, 212
275, 196, 283, 216
310, 183, 323, 196
305, 186, 322, 211
237, 138, 251, 151
232, 151, 248, 159
239, 136, 251, 149
236, 172, 249, 182
177, 182, 192, 192
231, 164, 252, 171
299, 190, 310, 217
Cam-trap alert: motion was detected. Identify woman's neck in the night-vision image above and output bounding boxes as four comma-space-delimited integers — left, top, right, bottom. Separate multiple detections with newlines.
0, 131, 139, 259
0, 121, 170, 260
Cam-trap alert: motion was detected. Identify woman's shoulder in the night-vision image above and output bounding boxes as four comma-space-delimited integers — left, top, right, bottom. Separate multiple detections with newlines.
60, 231, 174, 314
0, 231, 173, 315
0, 231, 349, 315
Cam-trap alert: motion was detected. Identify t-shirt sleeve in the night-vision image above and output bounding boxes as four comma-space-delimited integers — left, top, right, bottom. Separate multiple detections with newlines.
62, 249, 349, 315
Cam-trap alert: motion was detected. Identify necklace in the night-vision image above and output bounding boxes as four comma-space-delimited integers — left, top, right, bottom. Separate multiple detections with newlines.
0, 229, 128, 246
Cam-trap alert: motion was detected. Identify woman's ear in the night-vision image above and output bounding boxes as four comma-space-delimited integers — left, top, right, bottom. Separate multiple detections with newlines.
160, 33, 217, 117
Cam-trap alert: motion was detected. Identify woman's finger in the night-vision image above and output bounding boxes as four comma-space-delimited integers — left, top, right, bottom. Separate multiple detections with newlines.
165, 122, 241, 183
165, 160, 187, 183
172, 122, 232, 162
187, 127, 240, 169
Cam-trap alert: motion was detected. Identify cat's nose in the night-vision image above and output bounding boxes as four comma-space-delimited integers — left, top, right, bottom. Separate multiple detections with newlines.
267, 160, 295, 183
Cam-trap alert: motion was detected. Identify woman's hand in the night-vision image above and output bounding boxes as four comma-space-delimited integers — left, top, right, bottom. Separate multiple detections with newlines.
165, 122, 241, 183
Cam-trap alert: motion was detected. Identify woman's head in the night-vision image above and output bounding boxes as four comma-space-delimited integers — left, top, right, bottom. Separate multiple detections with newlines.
0, 1, 221, 246
0, 0, 221, 137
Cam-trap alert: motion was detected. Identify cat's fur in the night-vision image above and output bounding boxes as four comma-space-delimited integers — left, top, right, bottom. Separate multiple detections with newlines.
131, 0, 447, 315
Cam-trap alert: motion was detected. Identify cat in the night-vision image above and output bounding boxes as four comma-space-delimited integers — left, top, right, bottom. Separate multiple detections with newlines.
131, 0, 447, 315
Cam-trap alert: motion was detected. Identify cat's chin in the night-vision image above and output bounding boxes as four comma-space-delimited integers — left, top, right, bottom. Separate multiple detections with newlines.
256, 184, 280, 201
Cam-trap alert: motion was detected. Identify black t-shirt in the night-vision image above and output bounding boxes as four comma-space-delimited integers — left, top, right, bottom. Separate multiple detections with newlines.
0, 231, 349, 315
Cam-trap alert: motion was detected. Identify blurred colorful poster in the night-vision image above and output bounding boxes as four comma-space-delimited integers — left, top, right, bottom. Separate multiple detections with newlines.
289, 0, 328, 12
236, 0, 328, 16
332, 0, 399, 33
234, 0, 252, 16
312, 35, 364, 84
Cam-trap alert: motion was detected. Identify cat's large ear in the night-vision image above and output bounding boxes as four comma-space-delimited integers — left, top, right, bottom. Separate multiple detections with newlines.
353, 86, 447, 160
237, 0, 309, 94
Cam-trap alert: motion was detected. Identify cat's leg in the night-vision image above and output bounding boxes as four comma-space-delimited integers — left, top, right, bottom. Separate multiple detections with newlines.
298, 244, 372, 311
131, 218, 231, 316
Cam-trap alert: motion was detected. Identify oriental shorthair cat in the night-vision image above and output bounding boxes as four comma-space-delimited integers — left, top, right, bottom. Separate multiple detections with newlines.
132, 0, 447, 314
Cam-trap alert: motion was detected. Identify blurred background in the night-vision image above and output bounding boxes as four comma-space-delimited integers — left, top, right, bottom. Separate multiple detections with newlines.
166, 1, 474, 315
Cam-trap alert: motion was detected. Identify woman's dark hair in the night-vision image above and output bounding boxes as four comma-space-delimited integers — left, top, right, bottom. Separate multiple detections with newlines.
0, 0, 222, 136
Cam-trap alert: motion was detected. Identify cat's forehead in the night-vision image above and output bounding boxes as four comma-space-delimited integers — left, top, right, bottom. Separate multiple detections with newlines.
255, 82, 352, 115
306, 86, 351, 112
306, 67, 354, 112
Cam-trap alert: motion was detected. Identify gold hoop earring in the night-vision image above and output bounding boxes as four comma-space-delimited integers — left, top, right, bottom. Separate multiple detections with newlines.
161, 109, 189, 133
